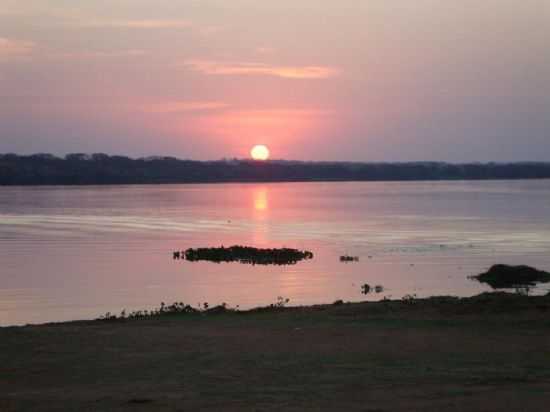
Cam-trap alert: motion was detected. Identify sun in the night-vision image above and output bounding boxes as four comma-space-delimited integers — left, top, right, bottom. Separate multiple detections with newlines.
250, 144, 270, 161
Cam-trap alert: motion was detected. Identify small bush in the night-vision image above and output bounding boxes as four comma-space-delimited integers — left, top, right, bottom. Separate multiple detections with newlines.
270, 296, 290, 308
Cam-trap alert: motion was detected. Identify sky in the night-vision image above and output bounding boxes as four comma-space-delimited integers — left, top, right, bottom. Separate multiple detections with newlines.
0, 0, 549, 161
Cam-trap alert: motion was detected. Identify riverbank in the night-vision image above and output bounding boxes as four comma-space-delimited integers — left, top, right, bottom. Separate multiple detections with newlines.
2, 292, 550, 411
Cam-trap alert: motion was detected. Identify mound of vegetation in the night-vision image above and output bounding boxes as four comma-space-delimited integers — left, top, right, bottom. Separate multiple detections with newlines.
473, 264, 550, 288
340, 255, 359, 262
182, 245, 314, 265
361, 284, 384, 295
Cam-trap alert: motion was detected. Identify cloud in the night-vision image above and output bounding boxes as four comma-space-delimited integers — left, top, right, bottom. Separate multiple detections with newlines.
55, 49, 146, 60
186, 107, 335, 145
143, 103, 330, 116
83, 19, 194, 29
70, 17, 222, 37
227, 109, 333, 118
0, 38, 35, 59
184, 60, 339, 79
144, 101, 230, 113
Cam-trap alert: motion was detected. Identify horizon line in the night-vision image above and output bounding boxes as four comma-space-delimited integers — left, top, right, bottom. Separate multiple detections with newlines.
2, 152, 550, 165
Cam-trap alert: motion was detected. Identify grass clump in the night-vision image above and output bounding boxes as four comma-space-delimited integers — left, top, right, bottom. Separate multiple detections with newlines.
98, 301, 207, 321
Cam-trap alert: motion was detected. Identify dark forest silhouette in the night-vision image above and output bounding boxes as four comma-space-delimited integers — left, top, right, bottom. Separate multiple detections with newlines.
1, 153, 550, 185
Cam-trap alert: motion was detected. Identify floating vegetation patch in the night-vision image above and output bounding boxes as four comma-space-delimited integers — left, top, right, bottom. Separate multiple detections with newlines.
174, 245, 313, 265
340, 255, 359, 262
471, 264, 550, 289
361, 284, 384, 295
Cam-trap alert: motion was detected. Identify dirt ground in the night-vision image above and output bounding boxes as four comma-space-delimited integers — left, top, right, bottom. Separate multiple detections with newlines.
2, 293, 550, 411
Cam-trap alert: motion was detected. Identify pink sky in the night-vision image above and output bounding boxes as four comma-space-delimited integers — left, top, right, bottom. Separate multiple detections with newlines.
0, 0, 549, 161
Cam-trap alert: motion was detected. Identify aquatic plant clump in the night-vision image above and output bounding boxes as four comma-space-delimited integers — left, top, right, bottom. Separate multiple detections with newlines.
473, 264, 550, 289
180, 245, 314, 265
340, 255, 359, 262
361, 284, 384, 295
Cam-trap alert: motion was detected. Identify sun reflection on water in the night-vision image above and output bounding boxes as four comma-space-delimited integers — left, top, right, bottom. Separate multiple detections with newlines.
253, 187, 268, 212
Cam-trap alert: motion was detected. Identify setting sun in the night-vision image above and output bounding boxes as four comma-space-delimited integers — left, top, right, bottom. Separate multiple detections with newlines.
250, 144, 270, 161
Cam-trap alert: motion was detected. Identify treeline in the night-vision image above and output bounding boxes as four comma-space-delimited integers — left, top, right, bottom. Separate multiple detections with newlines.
1, 153, 550, 185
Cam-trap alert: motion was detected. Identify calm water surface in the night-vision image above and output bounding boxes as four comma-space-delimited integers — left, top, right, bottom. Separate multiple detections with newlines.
1, 180, 550, 326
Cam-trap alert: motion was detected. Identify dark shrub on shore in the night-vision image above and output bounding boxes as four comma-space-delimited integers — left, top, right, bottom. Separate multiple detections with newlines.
98, 301, 200, 321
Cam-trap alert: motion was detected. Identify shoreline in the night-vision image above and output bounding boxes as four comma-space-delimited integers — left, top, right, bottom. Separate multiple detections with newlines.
3, 290, 549, 329
3, 291, 550, 411
6, 290, 550, 327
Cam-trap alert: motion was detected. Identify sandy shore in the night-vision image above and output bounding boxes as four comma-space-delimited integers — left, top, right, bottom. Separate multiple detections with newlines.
2, 292, 550, 411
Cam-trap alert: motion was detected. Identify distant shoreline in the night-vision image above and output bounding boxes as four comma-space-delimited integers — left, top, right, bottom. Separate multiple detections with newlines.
2, 154, 550, 186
